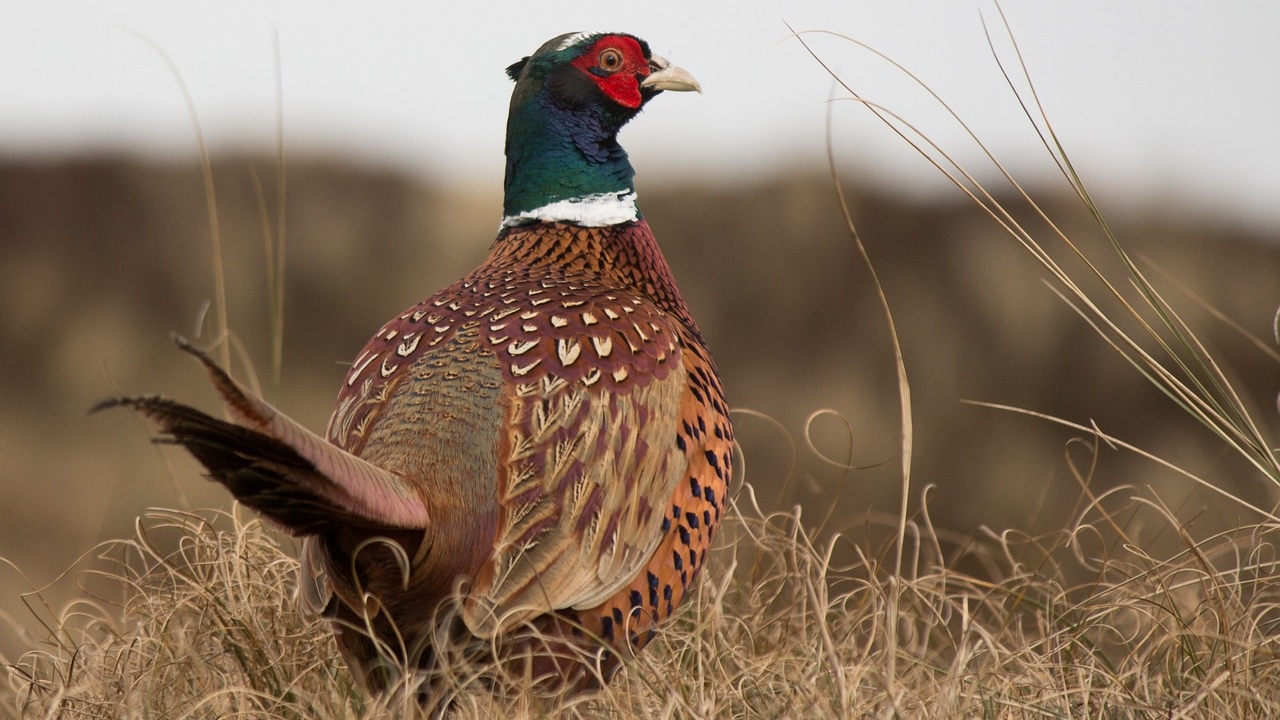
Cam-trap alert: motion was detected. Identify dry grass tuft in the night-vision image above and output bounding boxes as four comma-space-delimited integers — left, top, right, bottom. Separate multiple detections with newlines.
3, 509, 360, 719
5, 481, 1279, 718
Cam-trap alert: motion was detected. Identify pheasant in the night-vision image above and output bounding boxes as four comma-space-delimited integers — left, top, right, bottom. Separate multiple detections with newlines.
100, 32, 732, 698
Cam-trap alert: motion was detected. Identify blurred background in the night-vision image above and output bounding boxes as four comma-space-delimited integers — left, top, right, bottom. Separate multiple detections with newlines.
2, 2, 1278, 657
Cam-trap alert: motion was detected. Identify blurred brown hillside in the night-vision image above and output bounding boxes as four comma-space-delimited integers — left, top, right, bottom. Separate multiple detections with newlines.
2, 156, 1278, 655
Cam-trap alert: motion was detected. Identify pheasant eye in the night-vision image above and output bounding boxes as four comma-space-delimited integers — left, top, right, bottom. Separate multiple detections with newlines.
597, 48, 623, 72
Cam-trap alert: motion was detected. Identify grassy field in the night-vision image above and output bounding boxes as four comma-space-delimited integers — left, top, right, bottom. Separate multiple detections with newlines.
4, 25, 1279, 720
5, 471, 1278, 717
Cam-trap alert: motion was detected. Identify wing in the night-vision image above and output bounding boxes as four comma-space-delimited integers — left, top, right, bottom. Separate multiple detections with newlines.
460, 290, 691, 637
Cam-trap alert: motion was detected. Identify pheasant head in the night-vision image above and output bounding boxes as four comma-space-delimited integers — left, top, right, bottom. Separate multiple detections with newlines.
501, 32, 700, 227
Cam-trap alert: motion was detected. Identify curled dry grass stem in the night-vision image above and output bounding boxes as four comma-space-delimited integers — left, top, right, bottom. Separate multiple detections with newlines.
782, 5, 1278, 713
128, 29, 290, 403
123, 32, 231, 375
793, 8, 1280, 495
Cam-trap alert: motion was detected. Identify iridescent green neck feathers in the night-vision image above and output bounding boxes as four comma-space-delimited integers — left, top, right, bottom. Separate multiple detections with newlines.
500, 33, 648, 228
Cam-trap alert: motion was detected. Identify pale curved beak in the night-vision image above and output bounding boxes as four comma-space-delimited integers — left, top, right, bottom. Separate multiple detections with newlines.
641, 53, 702, 93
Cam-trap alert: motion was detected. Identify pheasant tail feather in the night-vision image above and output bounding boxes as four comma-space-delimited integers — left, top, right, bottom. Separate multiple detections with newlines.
96, 340, 429, 534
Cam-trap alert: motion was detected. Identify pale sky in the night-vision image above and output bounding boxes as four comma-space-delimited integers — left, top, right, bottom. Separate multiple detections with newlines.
2, 1, 1276, 230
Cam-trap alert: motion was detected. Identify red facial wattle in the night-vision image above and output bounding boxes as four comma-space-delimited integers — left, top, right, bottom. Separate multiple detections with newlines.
570, 35, 649, 109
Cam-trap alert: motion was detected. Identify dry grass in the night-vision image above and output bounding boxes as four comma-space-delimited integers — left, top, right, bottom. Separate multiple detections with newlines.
5, 12, 1280, 719
5, 481, 1279, 718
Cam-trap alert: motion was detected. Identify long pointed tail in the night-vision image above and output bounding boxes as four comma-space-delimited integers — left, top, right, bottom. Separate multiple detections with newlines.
96, 338, 430, 535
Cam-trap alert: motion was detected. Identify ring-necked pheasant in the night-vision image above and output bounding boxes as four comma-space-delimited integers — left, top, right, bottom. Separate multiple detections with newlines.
100, 31, 732, 698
